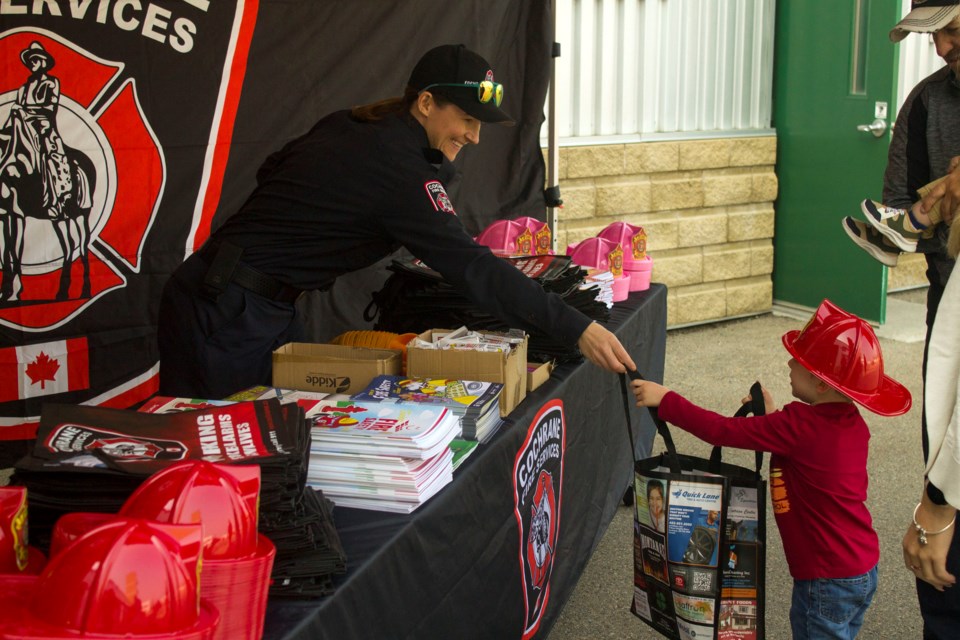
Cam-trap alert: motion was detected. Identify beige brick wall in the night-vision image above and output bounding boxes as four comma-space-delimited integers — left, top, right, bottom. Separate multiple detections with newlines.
549, 136, 778, 328
887, 253, 928, 291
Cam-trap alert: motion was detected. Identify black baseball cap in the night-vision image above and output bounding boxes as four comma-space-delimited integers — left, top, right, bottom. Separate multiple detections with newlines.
408, 44, 515, 125
890, 0, 960, 42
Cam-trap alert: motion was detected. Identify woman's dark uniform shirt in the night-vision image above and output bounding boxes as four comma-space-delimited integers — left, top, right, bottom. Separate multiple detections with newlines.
213, 109, 591, 345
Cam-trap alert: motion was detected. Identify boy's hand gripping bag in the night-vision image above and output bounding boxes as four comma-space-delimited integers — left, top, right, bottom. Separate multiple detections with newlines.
621, 375, 767, 640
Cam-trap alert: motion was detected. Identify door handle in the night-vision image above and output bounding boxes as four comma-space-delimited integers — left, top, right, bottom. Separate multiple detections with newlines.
856, 118, 887, 138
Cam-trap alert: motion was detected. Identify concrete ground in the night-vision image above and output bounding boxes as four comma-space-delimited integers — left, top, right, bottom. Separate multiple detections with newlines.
548, 289, 930, 639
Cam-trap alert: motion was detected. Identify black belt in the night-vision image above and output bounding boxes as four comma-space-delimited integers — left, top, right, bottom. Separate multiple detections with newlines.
197, 240, 303, 304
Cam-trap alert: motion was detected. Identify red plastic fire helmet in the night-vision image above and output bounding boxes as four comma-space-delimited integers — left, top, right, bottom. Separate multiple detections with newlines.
782, 299, 911, 416
3, 518, 219, 638
0, 487, 29, 574
0, 487, 46, 577
50, 511, 116, 557
119, 460, 261, 560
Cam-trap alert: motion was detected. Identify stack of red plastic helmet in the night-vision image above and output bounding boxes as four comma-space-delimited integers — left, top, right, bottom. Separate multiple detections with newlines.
0, 518, 219, 639
0, 487, 45, 576
51, 461, 275, 640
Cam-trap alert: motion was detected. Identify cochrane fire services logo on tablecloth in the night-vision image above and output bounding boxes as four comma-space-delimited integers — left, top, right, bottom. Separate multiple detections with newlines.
513, 398, 565, 639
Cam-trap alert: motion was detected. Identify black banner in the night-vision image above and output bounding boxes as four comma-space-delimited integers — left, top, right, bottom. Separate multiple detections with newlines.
0, 1, 552, 439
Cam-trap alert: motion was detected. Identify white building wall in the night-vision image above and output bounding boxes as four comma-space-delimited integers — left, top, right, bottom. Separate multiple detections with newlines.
545, 0, 776, 145
544, 0, 943, 145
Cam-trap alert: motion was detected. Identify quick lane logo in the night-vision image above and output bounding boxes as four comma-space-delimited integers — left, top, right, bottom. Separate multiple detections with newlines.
512, 399, 565, 640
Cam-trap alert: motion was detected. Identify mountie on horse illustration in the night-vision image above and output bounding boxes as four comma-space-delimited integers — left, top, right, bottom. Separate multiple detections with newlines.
0, 41, 95, 302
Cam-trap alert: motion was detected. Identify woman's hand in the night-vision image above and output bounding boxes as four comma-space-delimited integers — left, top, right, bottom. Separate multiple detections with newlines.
902, 492, 957, 591
577, 321, 636, 374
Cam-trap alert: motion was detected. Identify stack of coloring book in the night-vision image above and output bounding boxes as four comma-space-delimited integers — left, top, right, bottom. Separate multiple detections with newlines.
350, 375, 504, 443
303, 399, 460, 513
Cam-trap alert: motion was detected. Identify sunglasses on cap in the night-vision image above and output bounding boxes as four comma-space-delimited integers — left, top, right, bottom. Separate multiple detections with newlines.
421, 80, 504, 107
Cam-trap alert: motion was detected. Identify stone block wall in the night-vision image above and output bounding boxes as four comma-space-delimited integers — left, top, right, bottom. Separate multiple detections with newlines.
887, 253, 928, 291
547, 137, 777, 327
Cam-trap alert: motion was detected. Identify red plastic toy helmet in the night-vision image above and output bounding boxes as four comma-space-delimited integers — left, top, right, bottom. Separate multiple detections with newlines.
119, 460, 261, 560
0, 487, 29, 574
782, 299, 911, 416
0, 518, 219, 639
50, 514, 275, 640
0, 487, 46, 576
50, 511, 116, 557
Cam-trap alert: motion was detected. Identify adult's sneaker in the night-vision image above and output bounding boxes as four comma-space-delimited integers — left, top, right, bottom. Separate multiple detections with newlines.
860, 199, 922, 252
842, 217, 899, 267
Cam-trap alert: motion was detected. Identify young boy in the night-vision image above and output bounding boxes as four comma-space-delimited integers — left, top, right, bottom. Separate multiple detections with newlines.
631, 299, 912, 639
842, 175, 947, 267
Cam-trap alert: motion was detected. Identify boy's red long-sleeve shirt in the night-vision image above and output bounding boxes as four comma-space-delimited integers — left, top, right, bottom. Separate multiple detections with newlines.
658, 391, 879, 581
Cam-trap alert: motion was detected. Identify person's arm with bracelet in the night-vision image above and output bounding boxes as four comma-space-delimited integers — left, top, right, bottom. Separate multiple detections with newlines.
903, 482, 957, 591
903, 260, 960, 591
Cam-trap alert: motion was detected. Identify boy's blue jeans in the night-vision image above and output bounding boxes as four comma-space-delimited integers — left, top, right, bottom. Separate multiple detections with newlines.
790, 565, 878, 639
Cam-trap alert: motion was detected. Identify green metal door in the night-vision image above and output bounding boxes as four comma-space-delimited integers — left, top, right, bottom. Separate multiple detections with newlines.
773, 0, 900, 323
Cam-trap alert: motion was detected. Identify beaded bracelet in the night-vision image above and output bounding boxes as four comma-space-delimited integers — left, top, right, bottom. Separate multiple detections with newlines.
912, 503, 957, 546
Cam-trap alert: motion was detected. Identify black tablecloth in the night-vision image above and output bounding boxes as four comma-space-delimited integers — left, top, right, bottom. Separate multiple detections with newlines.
263, 284, 667, 640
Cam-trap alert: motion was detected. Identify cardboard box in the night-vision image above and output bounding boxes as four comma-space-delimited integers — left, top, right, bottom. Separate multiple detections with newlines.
406, 330, 528, 417
526, 361, 554, 393
272, 343, 402, 394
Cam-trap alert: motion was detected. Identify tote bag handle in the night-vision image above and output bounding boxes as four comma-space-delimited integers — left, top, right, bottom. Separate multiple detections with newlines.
619, 370, 682, 473
620, 373, 766, 477
709, 381, 766, 477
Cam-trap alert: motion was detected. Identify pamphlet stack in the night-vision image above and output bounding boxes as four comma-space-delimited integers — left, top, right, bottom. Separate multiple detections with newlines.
350, 374, 504, 442
303, 399, 460, 513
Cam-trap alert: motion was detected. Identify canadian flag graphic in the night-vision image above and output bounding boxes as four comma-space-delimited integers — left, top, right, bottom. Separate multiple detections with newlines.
0, 339, 90, 402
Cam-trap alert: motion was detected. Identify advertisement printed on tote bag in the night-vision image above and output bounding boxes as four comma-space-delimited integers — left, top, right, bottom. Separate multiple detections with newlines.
627, 380, 767, 640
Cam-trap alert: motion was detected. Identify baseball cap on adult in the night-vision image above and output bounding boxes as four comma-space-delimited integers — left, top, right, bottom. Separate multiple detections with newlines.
890, 0, 960, 42
409, 44, 515, 125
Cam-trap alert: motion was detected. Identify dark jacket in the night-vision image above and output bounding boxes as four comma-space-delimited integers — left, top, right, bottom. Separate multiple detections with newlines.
213, 109, 590, 345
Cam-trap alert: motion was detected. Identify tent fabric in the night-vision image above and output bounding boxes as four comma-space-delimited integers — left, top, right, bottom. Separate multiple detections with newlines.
0, 1, 553, 439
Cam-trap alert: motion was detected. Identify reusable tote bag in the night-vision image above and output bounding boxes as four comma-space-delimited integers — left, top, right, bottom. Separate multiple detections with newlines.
621, 376, 767, 640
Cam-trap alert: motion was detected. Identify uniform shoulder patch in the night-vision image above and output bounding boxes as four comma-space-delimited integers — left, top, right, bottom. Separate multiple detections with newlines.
424, 180, 456, 215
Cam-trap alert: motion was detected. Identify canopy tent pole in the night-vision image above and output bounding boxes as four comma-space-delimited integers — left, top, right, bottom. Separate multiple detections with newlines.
545, 5, 562, 254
